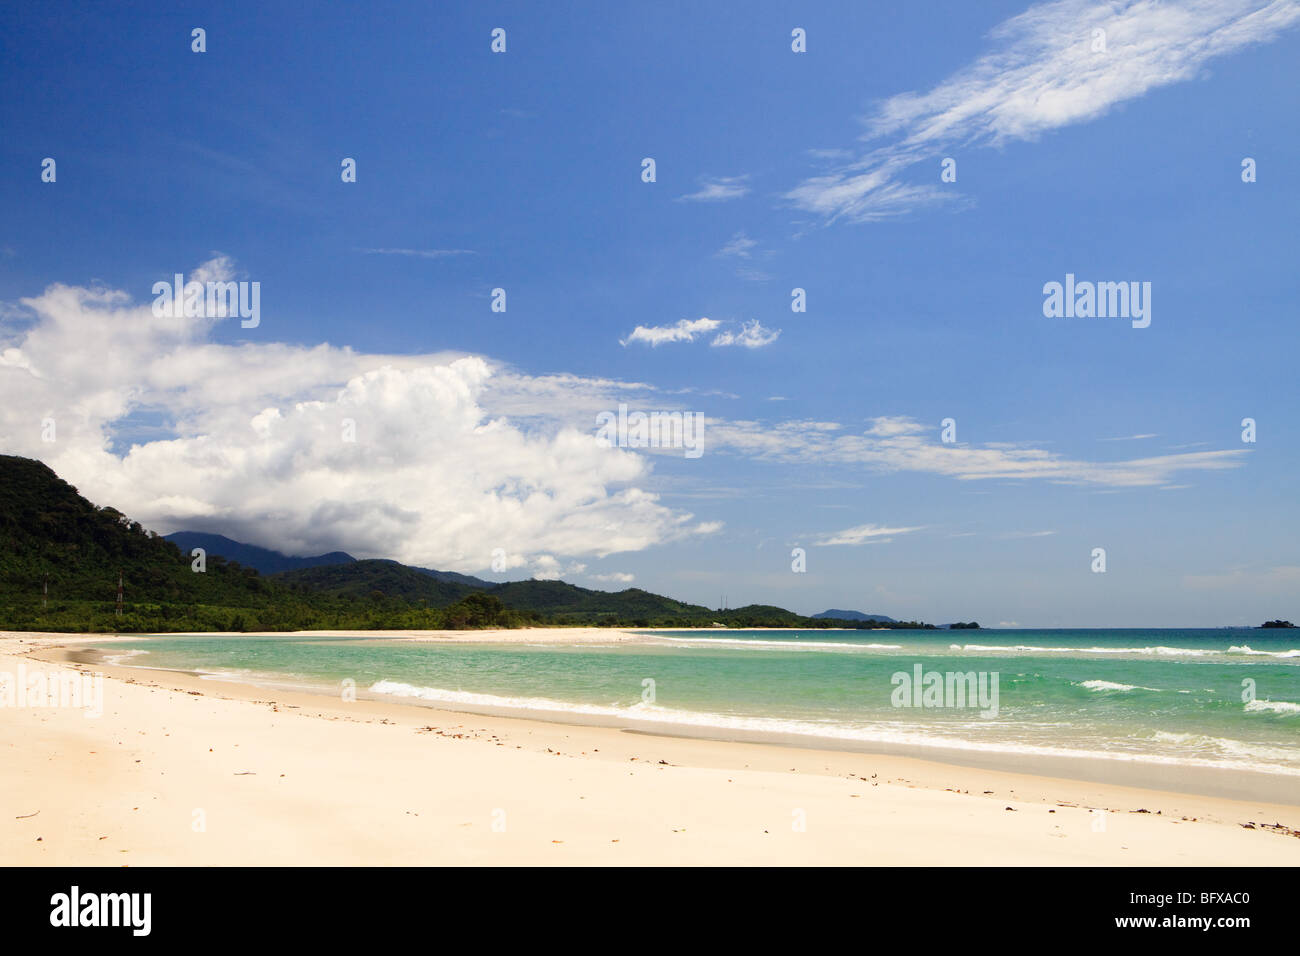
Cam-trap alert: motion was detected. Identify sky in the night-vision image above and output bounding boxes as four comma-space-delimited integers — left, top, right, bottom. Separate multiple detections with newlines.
1, 0, 1297, 626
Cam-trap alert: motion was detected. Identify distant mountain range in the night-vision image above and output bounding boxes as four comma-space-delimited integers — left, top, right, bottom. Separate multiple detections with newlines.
163, 532, 355, 576
162, 532, 494, 589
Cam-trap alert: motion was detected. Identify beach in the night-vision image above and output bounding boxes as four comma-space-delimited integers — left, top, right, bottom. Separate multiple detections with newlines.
2, 630, 1298, 866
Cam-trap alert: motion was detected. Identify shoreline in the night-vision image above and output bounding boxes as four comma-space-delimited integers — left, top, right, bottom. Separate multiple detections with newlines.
13, 628, 1300, 804
3, 630, 1299, 865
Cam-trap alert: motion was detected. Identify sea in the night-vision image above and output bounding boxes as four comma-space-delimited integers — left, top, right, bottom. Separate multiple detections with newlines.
91, 627, 1300, 781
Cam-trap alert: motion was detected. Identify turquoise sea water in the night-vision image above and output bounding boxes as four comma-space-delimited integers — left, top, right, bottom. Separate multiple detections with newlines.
93, 628, 1300, 777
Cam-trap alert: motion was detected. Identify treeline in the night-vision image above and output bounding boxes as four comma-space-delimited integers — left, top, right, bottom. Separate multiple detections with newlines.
0, 594, 931, 634
0, 591, 544, 634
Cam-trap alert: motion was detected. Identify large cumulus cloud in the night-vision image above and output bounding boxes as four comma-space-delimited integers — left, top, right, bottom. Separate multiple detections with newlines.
0, 264, 708, 572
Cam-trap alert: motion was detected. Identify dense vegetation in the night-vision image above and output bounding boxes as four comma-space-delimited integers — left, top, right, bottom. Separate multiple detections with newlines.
0, 455, 934, 633
275, 560, 479, 605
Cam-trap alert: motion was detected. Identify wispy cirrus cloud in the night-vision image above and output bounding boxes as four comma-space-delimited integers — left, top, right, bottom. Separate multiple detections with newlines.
706, 416, 1248, 488
717, 232, 758, 258
814, 523, 926, 546
470, 385, 1250, 489
717, 232, 775, 281
788, 0, 1300, 223
677, 175, 750, 202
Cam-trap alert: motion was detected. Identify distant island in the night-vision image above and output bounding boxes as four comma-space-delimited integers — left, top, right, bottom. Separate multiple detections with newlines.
947, 621, 981, 630
0, 455, 962, 634
813, 609, 899, 624
1260, 620, 1296, 628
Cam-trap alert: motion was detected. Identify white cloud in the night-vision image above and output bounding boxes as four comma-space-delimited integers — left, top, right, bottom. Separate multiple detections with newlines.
789, 0, 1300, 222
677, 176, 750, 202
621, 316, 779, 350
717, 232, 758, 258
711, 320, 781, 348
0, 262, 713, 572
590, 572, 635, 584
190, 254, 237, 284
814, 523, 925, 546
529, 555, 588, 581
620, 317, 721, 347
866, 416, 927, 438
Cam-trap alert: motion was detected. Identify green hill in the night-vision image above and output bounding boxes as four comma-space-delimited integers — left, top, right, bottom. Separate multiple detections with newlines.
0, 455, 288, 630
274, 560, 477, 605
485, 580, 707, 623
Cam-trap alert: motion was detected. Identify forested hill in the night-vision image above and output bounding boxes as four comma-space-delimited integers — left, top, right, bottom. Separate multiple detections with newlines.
0, 455, 270, 607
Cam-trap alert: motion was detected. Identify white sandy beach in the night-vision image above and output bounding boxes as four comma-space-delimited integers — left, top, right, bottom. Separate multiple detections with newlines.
2, 630, 1298, 866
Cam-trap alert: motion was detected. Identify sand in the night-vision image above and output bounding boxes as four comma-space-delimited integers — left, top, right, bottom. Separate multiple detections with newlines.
2, 630, 1298, 866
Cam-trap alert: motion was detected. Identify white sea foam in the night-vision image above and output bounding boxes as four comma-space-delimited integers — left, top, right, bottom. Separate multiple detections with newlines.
955, 644, 1222, 657
100, 647, 149, 666
951, 643, 1300, 659
1077, 680, 1156, 692
367, 680, 1300, 777
370, 680, 629, 717
656, 637, 902, 651
1245, 699, 1300, 716
651, 637, 1297, 659
1152, 730, 1300, 763
1228, 645, 1300, 659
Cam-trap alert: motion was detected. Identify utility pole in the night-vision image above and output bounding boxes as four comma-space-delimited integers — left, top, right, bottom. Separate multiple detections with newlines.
116, 570, 123, 618
43, 574, 48, 610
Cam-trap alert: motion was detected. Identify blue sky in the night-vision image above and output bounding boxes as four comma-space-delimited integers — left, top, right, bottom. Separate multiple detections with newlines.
1, 0, 1297, 626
